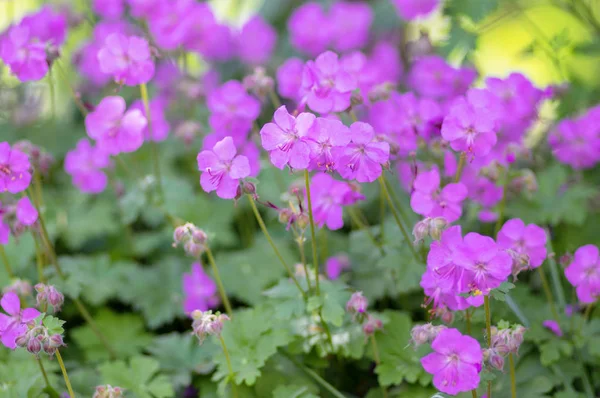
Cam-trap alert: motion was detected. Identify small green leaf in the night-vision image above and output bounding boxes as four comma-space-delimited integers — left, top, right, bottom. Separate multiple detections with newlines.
99, 356, 174, 398
42, 315, 65, 335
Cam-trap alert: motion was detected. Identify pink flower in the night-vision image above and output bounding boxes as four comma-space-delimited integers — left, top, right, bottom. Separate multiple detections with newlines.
288, 2, 332, 56
301, 51, 357, 114
236, 16, 277, 65
410, 169, 467, 223
542, 320, 563, 337
85, 96, 147, 155
182, 263, 219, 314
16, 197, 37, 226
0, 292, 40, 349
183, 3, 235, 62
497, 219, 547, 269
207, 80, 261, 137
130, 97, 170, 142
92, 0, 124, 20
420, 328, 482, 395
392, 0, 439, 20
309, 173, 363, 230
0, 26, 48, 81
277, 57, 304, 101
306, 117, 351, 171
346, 291, 368, 314
98, 33, 155, 86
0, 142, 32, 194
455, 233, 512, 294
127, 0, 161, 19
330, 1, 373, 52
148, 0, 195, 50
549, 107, 600, 170
335, 122, 390, 183
565, 244, 600, 304
325, 255, 350, 280
442, 96, 498, 157
260, 106, 316, 170
19, 6, 67, 46
197, 136, 250, 199
64, 139, 111, 194
409, 56, 476, 101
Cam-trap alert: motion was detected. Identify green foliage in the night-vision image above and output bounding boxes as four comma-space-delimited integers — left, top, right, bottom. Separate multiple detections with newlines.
72, 310, 153, 361
98, 356, 174, 398
272, 385, 319, 398
446, 0, 499, 23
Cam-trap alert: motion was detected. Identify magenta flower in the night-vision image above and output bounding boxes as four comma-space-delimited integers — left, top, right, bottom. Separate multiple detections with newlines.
427, 225, 465, 291
16, 197, 38, 226
409, 56, 476, 101
497, 219, 547, 269
542, 320, 563, 337
0, 142, 32, 194
442, 96, 498, 157
301, 51, 358, 114
330, 1, 373, 52
64, 139, 111, 194
421, 328, 482, 395
455, 233, 512, 294
0, 292, 40, 349
335, 122, 390, 183
148, 0, 194, 50
392, 0, 439, 20
207, 80, 261, 137
236, 16, 277, 65
0, 26, 48, 81
277, 57, 304, 101
549, 107, 600, 170
20, 6, 67, 46
183, 3, 235, 62
98, 33, 155, 86
260, 106, 316, 170
182, 263, 219, 314
288, 2, 332, 56
130, 96, 170, 142
306, 117, 351, 171
410, 169, 467, 223
92, 0, 124, 20
127, 0, 160, 19
309, 173, 363, 230
85, 96, 147, 155
421, 270, 483, 313
197, 136, 250, 199
326, 255, 350, 280
565, 244, 600, 304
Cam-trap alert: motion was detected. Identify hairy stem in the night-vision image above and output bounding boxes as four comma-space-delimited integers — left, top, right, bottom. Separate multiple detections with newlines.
494, 166, 510, 235
247, 195, 306, 299
140, 83, 164, 202
509, 353, 517, 398
54, 61, 88, 116
205, 246, 233, 317
454, 152, 467, 182
378, 176, 421, 262
219, 335, 238, 398
537, 266, 560, 323
55, 350, 76, 398
304, 170, 321, 295
370, 335, 388, 398
0, 245, 14, 279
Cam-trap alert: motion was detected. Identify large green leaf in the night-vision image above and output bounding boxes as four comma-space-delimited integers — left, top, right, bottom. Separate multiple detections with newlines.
98, 356, 174, 398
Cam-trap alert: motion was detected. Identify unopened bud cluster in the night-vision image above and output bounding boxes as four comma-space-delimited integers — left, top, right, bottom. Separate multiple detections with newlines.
413, 217, 449, 244
14, 140, 54, 176
35, 284, 64, 313
483, 324, 526, 371
191, 310, 230, 345
3, 279, 33, 296
173, 223, 208, 257
345, 292, 383, 336
410, 323, 448, 348
16, 324, 65, 357
93, 385, 124, 398
243, 67, 274, 98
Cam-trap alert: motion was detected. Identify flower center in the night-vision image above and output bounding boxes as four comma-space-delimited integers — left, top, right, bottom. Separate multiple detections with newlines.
0, 164, 10, 176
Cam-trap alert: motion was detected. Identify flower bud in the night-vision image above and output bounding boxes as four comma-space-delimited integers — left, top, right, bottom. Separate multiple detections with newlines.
240, 180, 257, 196
3, 279, 33, 296
368, 82, 395, 102
296, 213, 309, 230
94, 384, 124, 398
243, 67, 274, 98
412, 219, 430, 244
47, 288, 64, 311
410, 323, 447, 348
184, 240, 203, 258
351, 91, 364, 106
27, 338, 42, 355
363, 315, 383, 336
489, 350, 505, 371
174, 120, 202, 145
191, 310, 230, 344
173, 226, 187, 245
346, 292, 368, 315
429, 217, 448, 240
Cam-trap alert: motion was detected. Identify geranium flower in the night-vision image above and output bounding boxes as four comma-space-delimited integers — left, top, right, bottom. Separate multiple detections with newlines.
0, 292, 40, 349
565, 244, 600, 304
0, 142, 32, 194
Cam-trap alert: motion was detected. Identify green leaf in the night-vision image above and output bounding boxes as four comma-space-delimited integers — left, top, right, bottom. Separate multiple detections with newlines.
218, 237, 295, 305
212, 307, 294, 386
318, 280, 351, 327
446, 0, 499, 22
272, 385, 319, 398
72, 310, 153, 362
99, 356, 174, 398
540, 342, 561, 366
42, 315, 65, 335
374, 311, 430, 387
262, 278, 306, 320
147, 333, 218, 388
0, 350, 59, 398
118, 257, 185, 329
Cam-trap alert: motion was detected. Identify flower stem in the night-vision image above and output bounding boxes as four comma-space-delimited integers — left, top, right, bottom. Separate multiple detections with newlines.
247, 195, 306, 299
55, 350, 76, 398
454, 152, 467, 182
205, 246, 233, 318
347, 207, 382, 253
140, 83, 164, 203
0, 245, 14, 278
370, 335, 388, 398
219, 335, 238, 398
379, 184, 386, 242
471, 390, 478, 398
465, 309, 472, 335
292, 226, 312, 291
378, 176, 420, 263
545, 234, 567, 308
304, 170, 321, 296
32, 231, 46, 283
494, 166, 510, 235
509, 353, 517, 398
72, 297, 118, 359
283, 351, 346, 398
48, 67, 56, 120
54, 61, 88, 117
537, 266, 560, 323
268, 89, 282, 108
484, 295, 492, 397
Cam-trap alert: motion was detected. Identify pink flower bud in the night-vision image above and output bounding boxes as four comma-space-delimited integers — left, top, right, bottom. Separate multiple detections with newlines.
363, 315, 383, 336
412, 219, 430, 244
173, 226, 187, 245
429, 217, 448, 240
191, 311, 230, 344
489, 350, 505, 371
346, 292, 368, 315
184, 240, 204, 258
27, 338, 42, 354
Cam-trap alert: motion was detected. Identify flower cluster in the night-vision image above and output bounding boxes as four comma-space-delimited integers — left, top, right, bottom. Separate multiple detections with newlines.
182, 263, 219, 315
0, 196, 38, 245
0, 292, 40, 349
497, 218, 547, 278
345, 292, 383, 336
191, 310, 229, 345
410, 322, 447, 347
483, 324, 526, 371
173, 223, 208, 257
16, 321, 65, 357
93, 385, 124, 398
34, 284, 64, 313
